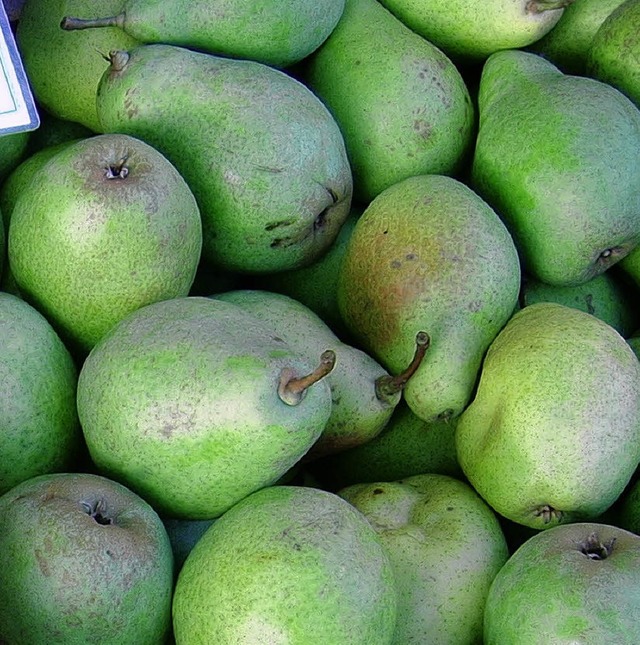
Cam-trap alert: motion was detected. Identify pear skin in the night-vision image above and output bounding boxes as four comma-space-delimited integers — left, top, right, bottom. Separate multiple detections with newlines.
338, 174, 521, 423
456, 302, 640, 530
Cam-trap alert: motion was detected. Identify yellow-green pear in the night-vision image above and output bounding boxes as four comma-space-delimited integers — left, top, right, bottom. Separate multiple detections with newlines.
338, 174, 521, 423
456, 302, 640, 530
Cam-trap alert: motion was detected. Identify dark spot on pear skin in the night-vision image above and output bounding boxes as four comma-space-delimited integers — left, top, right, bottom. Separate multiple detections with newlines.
372, 488, 384, 495
584, 294, 595, 315
390, 260, 401, 269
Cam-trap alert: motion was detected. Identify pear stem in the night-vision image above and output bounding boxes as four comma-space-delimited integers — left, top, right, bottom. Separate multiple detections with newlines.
278, 350, 336, 406
60, 13, 125, 31
526, 0, 575, 13
375, 331, 430, 404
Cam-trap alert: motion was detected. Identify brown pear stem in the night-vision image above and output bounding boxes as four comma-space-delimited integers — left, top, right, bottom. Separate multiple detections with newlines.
526, 0, 575, 13
278, 350, 336, 406
60, 13, 126, 31
375, 331, 430, 404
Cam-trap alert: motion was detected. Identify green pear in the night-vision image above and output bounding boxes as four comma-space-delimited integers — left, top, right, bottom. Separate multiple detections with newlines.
303, 0, 474, 203
339, 474, 509, 645
309, 401, 462, 492
484, 523, 640, 644
61, 0, 345, 68
377, 0, 568, 61
8, 133, 202, 355
530, 0, 627, 74
213, 289, 429, 458
456, 302, 640, 530
520, 270, 640, 337
338, 174, 521, 423
173, 485, 398, 645
16, 0, 139, 131
472, 49, 640, 286
0, 130, 29, 179
0, 292, 81, 495
587, 0, 640, 108
619, 245, 640, 289
77, 296, 335, 519
96, 44, 352, 273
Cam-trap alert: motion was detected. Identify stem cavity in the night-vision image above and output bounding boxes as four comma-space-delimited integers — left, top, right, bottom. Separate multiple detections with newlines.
278, 350, 336, 406
375, 331, 430, 404
579, 533, 616, 560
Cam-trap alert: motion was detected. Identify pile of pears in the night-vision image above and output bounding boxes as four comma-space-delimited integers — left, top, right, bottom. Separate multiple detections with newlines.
2, 0, 640, 643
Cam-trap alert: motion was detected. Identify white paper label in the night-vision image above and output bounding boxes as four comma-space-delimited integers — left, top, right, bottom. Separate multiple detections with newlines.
0, 2, 38, 134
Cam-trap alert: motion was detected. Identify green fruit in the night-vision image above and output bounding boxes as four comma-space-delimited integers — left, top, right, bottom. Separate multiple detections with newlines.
0, 472, 174, 644
456, 302, 640, 530
587, 0, 640, 108
0, 130, 29, 179
0, 292, 81, 495
339, 474, 509, 645
520, 270, 640, 336
8, 133, 202, 354
309, 401, 462, 491
619, 245, 640, 289
484, 523, 640, 644
338, 174, 521, 422
472, 49, 640, 286
377, 0, 567, 61
25, 110, 92, 155
61, 0, 345, 68
530, 0, 627, 74
96, 44, 352, 273
172, 485, 398, 645
16, 0, 139, 131
77, 296, 334, 519
304, 0, 474, 203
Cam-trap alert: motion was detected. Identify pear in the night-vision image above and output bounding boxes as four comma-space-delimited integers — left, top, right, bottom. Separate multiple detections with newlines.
587, 0, 640, 108
309, 401, 462, 492
339, 474, 509, 645
173, 485, 398, 645
61, 0, 345, 68
619, 245, 640, 289
472, 49, 640, 286
16, 0, 139, 131
520, 270, 640, 337
25, 110, 92, 155
456, 302, 640, 531
338, 174, 521, 423
303, 0, 474, 203
0, 130, 28, 179
77, 296, 335, 519
530, 0, 627, 74
96, 44, 352, 274
8, 133, 202, 355
213, 289, 428, 459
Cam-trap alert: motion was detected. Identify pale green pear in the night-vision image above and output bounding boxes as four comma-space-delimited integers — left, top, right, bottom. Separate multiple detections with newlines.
309, 401, 462, 492
587, 0, 640, 108
96, 44, 352, 273
61, 0, 345, 68
338, 174, 521, 423
16, 0, 140, 131
520, 270, 640, 336
531, 0, 627, 74
213, 289, 426, 458
173, 485, 398, 644
456, 302, 640, 530
339, 474, 509, 645
304, 0, 474, 203
377, 0, 568, 61
472, 49, 640, 286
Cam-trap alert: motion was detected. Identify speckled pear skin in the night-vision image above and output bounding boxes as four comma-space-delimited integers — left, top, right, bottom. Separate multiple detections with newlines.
77, 297, 333, 519
96, 44, 352, 273
456, 302, 640, 531
339, 474, 508, 645
8, 133, 202, 355
472, 49, 640, 287
303, 0, 474, 204
337, 174, 521, 423
484, 523, 640, 644
213, 289, 397, 458
0, 292, 81, 495
0, 472, 174, 645
172, 485, 398, 645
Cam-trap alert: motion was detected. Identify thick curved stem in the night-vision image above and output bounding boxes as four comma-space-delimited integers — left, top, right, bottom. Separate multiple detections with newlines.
60, 13, 125, 31
278, 350, 336, 406
375, 331, 430, 404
